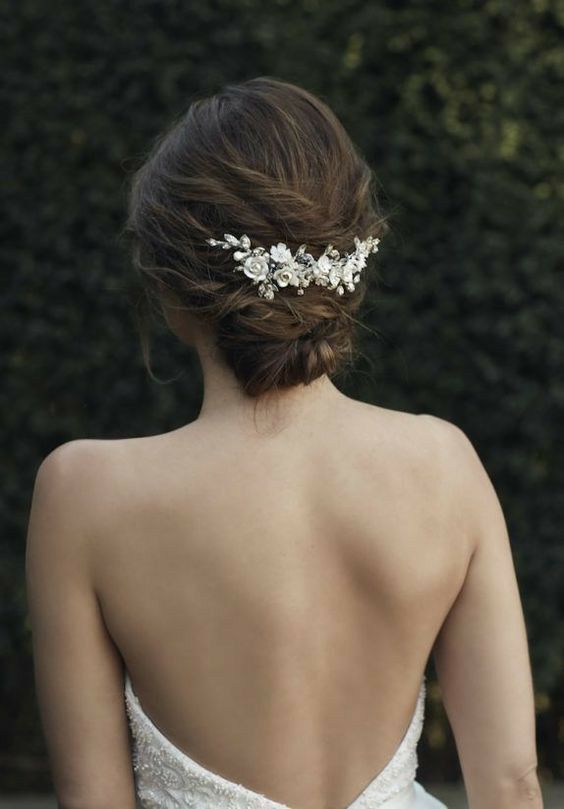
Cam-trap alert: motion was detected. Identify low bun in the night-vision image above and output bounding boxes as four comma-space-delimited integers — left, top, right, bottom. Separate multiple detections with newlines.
215, 294, 359, 397
125, 76, 390, 398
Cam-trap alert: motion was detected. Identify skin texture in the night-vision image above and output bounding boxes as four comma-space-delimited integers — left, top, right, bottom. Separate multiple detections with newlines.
25, 326, 541, 809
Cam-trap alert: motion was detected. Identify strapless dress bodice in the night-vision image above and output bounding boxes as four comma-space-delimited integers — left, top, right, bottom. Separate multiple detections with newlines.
124, 672, 447, 808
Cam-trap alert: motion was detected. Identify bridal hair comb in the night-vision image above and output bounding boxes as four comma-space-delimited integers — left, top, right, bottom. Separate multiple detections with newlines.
205, 232, 381, 300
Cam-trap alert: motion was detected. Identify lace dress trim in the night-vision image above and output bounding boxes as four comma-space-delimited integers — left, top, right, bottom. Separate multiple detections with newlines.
124, 672, 426, 809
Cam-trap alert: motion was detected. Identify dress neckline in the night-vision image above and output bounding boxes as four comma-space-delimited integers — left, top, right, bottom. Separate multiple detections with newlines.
124, 670, 426, 809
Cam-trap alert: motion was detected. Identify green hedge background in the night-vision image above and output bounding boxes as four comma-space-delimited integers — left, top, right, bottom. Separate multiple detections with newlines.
2, 0, 563, 792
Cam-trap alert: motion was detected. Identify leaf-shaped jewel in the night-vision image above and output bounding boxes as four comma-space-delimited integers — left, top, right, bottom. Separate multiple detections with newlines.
224, 233, 240, 245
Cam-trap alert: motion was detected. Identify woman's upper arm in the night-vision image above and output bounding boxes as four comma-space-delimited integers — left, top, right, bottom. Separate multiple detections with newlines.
425, 416, 540, 806
25, 440, 137, 809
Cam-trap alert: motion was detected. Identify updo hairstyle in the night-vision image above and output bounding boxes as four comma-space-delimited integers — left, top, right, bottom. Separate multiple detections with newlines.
125, 76, 390, 398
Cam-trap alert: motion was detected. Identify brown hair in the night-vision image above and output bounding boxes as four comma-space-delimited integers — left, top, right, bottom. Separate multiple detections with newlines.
124, 76, 390, 399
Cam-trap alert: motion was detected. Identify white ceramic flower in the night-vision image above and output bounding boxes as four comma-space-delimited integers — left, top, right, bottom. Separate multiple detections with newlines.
273, 266, 300, 287
243, 255, 269, 281
270, 243, 294, 264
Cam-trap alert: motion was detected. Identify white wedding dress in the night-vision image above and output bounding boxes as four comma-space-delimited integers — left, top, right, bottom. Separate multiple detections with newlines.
124, 671, 448, 808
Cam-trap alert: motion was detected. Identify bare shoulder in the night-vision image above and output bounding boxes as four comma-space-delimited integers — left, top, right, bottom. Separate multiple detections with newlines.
417, 413, 505, 551
32, 430, 195, 528
399, 410, 475, 499
35, 432, 169, 484
354, 404, 466, 470
27, 436, 168, 594
415, 411, 469, 447
417, 413, 497, 492
32, 440, 101, 512
26, 441, 115, 597
365, 409, 497, 543
30, 437, 152, 543
34, 437, 133, 499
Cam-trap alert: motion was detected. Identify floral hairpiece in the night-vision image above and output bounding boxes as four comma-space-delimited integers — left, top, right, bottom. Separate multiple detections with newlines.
205, 232, 381, 300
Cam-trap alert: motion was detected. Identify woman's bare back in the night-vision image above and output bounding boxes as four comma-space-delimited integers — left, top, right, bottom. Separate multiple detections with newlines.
90, 401, 467, 807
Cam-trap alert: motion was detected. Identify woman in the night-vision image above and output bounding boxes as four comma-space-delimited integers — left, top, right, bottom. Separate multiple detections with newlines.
25, 77, 542, 808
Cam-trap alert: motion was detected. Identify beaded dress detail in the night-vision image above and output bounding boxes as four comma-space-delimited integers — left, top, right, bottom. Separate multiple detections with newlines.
124, 672, 447, 808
